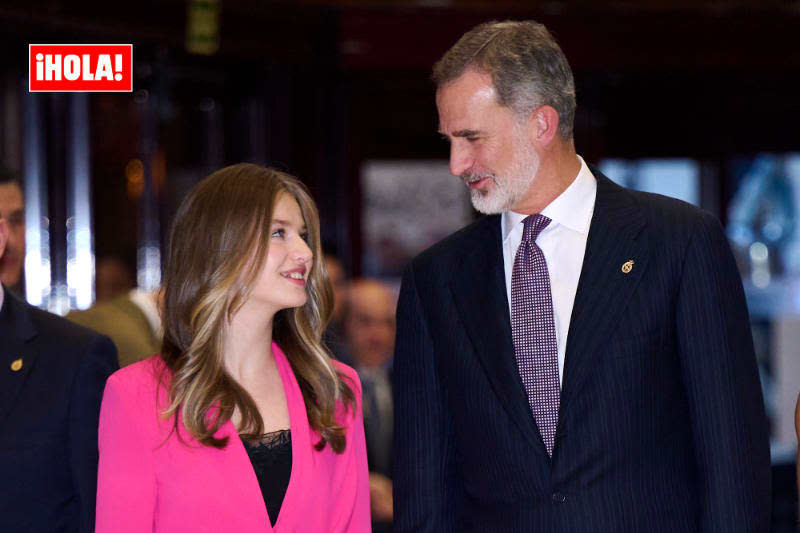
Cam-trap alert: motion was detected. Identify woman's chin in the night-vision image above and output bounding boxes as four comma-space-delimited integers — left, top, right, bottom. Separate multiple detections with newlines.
278, 295, 308, 311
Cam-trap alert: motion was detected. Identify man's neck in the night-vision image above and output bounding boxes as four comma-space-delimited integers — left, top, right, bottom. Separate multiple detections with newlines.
511, 146, 581, 215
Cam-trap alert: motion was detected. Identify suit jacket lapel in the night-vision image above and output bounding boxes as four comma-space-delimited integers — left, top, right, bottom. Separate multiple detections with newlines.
449, 216, 547, 455
0, 290, 40, 427
559, 172, 649, 418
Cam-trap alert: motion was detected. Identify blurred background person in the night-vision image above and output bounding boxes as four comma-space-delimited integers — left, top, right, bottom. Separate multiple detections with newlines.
94, 256, 135, 302
326, 252, 347, 327
344, 278, 396, 532
0, 168, 25, 295
96, 164, 369, 532
323, 252, 352, 364
67, 285, 161, 368
68, 254, 158, 368
0, 205, 118, 533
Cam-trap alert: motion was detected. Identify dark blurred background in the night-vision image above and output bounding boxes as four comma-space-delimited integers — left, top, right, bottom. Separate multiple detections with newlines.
1, 0, 798, 530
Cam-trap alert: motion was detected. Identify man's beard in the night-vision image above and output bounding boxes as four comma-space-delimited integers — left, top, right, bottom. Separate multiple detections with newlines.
463, 134, 540, 215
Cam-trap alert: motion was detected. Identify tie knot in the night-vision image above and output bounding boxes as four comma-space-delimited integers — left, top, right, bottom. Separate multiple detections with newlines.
522, 214, 551, 243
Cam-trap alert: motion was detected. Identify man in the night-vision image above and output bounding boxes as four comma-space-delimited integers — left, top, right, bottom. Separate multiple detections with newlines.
326, 253, 348, 327
323, 252, 352, 364
0, 168, 25, 293
67, 255, 158, 368
345, 278, 397, 532
67, 285, 161, 367
393, 20, 770, 532
0, 209, 119, 531
94, 256, 135, 302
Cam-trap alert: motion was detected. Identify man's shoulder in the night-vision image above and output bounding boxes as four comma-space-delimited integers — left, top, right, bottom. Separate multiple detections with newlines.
27, 302, 112, 349
10, 295, 118, 370
409, 215, 496, 274
629, 188, 721, 240
598, 172, 719, 242
27, 302, 104, 342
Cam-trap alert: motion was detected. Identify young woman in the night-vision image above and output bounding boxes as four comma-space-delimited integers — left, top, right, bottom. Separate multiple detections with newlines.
96, 164, 370, 532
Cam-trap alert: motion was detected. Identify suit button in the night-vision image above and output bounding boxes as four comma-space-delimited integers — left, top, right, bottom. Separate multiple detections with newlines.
552, 492, 567, 503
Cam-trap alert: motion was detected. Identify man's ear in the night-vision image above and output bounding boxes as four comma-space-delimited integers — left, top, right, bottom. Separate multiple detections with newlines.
525, 105, 560, 147
0, 218, 8, 260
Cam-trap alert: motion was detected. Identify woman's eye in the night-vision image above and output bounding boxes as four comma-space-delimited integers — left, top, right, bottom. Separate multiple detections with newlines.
271, 229, 285, 238
300, 232, 310, 243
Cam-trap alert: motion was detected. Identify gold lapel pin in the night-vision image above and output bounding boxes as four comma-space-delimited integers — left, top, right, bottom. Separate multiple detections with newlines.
621, 260, 634, 274
10, 358, 23, 372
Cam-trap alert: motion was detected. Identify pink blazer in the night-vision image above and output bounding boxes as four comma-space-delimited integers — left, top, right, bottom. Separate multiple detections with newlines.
96, 342, 370, 532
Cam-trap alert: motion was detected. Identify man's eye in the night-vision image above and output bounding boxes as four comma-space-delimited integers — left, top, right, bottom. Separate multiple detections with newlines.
466, 137, 479, 142
271, 229, 285, 238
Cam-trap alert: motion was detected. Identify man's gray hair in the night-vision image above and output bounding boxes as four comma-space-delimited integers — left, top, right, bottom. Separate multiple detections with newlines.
433, 20, 576, 140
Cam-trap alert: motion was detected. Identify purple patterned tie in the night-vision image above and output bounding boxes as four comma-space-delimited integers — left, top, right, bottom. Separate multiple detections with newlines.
511, 214, 559, 456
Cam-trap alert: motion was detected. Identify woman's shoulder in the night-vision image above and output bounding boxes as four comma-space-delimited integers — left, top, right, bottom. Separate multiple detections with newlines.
108, 354, 165, 385
332, 359, 361, 394
331, 360, 363, 428
105, 355, 168, 408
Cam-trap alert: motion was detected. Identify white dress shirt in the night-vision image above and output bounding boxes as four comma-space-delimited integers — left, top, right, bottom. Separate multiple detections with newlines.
501, 155, 597, 386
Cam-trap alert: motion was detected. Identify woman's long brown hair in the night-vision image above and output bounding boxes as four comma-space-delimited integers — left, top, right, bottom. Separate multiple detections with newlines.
159, 163, 354, 452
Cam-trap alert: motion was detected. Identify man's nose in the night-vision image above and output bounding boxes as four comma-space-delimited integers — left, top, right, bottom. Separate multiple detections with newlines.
449, 142, 473, 177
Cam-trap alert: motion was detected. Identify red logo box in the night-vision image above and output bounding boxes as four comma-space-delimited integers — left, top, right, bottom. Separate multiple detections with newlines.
29, 44, 133, 92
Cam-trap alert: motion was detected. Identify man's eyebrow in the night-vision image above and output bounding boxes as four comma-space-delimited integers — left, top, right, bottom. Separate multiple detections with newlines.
437, 128, 482, 138
451, 129, 482, 138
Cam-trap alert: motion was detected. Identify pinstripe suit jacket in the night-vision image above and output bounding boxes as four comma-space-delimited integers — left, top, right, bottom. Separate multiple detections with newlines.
0, 289, 118, 532
393, 171, 771, 532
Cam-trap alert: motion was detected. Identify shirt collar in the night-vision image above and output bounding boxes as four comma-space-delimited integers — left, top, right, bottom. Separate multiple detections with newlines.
502, 155, 596, 242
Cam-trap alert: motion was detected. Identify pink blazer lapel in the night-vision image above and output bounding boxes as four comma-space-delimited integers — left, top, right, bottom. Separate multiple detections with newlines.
269, 341, 313, 530
181, 342, 309, 532
186, 408, 271, 530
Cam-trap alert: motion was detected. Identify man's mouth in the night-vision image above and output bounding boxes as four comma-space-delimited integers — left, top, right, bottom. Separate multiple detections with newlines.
467, 177, 492, 189
463, 175, 493, 190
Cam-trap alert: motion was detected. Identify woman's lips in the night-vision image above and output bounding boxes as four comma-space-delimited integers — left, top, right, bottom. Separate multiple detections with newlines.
283, 276, 306, 287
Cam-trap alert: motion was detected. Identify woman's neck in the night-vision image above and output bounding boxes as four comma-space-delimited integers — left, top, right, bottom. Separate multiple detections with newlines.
224, 301, 276, 382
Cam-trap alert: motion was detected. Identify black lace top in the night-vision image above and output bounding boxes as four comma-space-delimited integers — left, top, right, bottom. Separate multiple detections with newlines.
242, 429, 292, 527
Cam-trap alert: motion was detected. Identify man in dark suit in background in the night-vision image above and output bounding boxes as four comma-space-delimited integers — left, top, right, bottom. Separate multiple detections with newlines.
0, 168, 26, 294
393, 20, 771, 532
345, 278, 397, 532
0, 209, 119, 531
